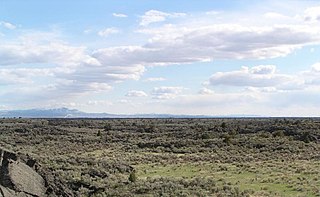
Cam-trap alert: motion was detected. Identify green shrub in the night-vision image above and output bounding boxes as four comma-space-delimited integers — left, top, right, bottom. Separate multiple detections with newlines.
273, 130, 285, 137
129, 171, 137, 182
104, 123, 112, 131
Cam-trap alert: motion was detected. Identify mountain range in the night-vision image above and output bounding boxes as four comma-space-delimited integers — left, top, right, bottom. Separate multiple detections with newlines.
0, 108, 207, 118
0, 108, 260, 118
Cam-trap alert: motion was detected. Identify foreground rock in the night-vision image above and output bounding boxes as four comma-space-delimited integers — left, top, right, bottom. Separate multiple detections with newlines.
0, 148, 73, 197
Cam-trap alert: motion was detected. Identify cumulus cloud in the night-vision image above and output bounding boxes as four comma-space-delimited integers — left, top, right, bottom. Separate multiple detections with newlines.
198, 87, 214, 95
77, 47, 146, 82
304, 6, 320, 22
0, 68, 55, 86
87, 100, 113, 106
9, 21, 320, 82
22, 81, 113, 101
2, 5, 320, 114
144, 77, 166, 82
91, 23, 320, 70
311, 62, 320, 72
152, 86, 184, 99
140, 10, 186, 26
126, 90, 148, 97
0, 21, 16, 29
205, 11, 220, 15
0, 40, 98, 67
83, 29, 92, 34
98, 27, 119, 37
208, 65, 300, 89
0, 69, 31, 85
112, 13, 128, 18
0, 33, 147, 101
155, 88, 320, 116
263, 12, 290, 20
53, 63, 144, 97
88, 82, 112, 92
251, 65, 276, 74
245, 87, 278, 93
139, 24, 320, 61
301, 62, 320, 85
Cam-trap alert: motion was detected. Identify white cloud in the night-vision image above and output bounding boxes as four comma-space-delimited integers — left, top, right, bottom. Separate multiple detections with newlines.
0, 21, 16, 30
126, 90, 148, 97
112, 13, 128, 18
0, 39, 98, 67
0, 105, 8, 110
118, 99, 130, 104
0, 69, 31, 85
83, 29, 92, 34
208, 65, 300, 89
311, 62, 320, 72
304, 6, 320, 22
156, 89, 320, 116
140, 10, 186, 26
92, 22, 320, 70
152, 86, 184, 99
3, 19, 317, 107
205, 11, 220, 15
245, 86, 278, 93
133, 6, 320, 62
251, 65, 276, 74
0, 67, 55, 86
88, 82, 112, 92
301, 62, 320, 85
263, 12, 290, 20
87, 100, 113, 106
98, 27, 119, 37
140, 24, 320, 61
0, 33, 145, 99
144, 77, 166, 82
53, 62, 144, 96
2, 7, 317, 104
198, 87, 214, 95
2, 5, 320, 115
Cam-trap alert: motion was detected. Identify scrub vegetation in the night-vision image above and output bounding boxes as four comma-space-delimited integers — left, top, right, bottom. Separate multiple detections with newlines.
0, 118, 319, 196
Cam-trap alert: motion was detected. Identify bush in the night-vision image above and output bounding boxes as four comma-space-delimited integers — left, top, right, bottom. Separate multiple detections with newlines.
201, 133, 211, 139
273, 130, 285, 138
222, 134, 232, 145
129, 171, 137, 182
104, 123, 112, 131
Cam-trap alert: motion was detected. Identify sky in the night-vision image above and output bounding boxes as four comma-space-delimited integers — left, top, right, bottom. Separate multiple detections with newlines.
1, 0, 320, 116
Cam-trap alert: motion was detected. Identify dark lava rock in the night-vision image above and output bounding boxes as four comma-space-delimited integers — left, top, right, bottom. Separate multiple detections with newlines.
0, 148, 74, 197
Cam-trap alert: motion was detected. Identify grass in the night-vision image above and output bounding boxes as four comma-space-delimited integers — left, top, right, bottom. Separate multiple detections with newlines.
136, 160, 320, 197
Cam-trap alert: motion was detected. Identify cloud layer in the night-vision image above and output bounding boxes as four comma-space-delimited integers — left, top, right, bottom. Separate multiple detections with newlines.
139, 10, 186, 26
98, 27, 119, 37
209, 65, 293, 88
1, 4, 320, 116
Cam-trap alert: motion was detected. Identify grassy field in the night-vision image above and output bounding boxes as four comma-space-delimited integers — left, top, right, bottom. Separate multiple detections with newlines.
136, 160, 320, 196
0, 118, 319, 196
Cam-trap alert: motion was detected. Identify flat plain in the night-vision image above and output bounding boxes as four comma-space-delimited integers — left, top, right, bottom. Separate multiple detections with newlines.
0, 118, 319, 196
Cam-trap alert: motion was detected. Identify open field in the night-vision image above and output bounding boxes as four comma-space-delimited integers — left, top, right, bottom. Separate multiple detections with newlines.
0, 118, 319, 196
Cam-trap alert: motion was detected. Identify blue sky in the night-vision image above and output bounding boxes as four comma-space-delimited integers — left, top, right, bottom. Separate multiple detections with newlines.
1, 0, 320, 116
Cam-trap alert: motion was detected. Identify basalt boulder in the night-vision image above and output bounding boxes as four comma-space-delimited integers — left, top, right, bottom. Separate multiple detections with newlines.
0, 148, 73, 197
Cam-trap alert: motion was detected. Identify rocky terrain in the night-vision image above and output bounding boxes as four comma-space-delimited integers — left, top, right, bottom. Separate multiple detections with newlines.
0, 118, 319, 196
0, 148, 73, 197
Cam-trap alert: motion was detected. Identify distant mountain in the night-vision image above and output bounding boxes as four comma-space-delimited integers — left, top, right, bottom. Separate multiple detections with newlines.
0, 108, 87, 118
0, 108, 259, 118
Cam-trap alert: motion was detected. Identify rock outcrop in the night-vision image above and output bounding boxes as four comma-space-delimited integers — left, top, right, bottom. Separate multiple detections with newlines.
0, 148, 73, 197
